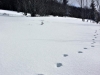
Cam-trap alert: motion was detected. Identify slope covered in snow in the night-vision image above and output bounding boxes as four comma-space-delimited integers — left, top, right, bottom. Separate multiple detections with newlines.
0, 15, 100, 75
0, 9, 30, 17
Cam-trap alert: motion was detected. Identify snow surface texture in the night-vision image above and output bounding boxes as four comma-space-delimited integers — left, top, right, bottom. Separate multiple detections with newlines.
0, 9, 30, 17
0, 14, 100, 75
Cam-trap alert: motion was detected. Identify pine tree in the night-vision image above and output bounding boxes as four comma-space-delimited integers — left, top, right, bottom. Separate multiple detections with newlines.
90, 0, 95, 21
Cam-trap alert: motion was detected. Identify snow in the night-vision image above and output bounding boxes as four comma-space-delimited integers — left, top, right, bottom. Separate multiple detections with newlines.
0, 12, 100, 75
0, 9, 30, 17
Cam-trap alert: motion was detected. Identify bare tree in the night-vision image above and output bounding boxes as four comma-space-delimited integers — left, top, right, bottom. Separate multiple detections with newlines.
95, 0, 100, 11
94, 0, 100, 23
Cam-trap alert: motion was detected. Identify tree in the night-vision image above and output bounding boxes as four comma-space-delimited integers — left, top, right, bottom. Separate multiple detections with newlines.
63, 0, 68, 6
63, 0, 69, 15
90, 0, 95, 21
76, 0, 85, 21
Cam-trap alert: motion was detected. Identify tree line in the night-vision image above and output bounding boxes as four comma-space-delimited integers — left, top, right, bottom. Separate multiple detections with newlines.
0, 0, 100, 23
0, 0, 67, 16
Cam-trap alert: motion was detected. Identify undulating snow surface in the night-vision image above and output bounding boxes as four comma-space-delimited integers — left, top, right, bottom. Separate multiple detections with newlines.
0, 15, 100, 75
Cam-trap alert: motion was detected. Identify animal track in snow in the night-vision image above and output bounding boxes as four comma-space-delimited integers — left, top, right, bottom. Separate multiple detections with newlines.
41, 21, 44, 25
63, 54, 68, 57
95, 37, 97, 38
56, 63, 63, 67
84, 48, 88, 49
78, 51, 83, 53
92, 39, 95, 40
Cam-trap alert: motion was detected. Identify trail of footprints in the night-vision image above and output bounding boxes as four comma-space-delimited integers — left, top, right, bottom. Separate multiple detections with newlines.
56, 29, 100, 68
27, 20, 100, 75
38, 21, 99, 75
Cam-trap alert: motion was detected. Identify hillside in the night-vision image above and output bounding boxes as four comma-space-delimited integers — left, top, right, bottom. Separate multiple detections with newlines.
0, 10, 100, 75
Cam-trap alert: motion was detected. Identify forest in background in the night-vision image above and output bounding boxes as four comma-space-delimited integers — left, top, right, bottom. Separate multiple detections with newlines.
0, 0, 100, 23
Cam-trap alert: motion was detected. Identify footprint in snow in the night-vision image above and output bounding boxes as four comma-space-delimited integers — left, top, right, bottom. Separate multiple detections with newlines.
84, 48, 88, 49
95, 37, 97, 38
56, 63, 63, 67
78, 51, 83, 53
41, 21, 44, 25
63, 54, 68, 57
92, 39, 95, 40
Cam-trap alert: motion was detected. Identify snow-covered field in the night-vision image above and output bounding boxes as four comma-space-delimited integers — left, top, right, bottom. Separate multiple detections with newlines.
0, 11, 100, 75
0, 9, 30, 17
